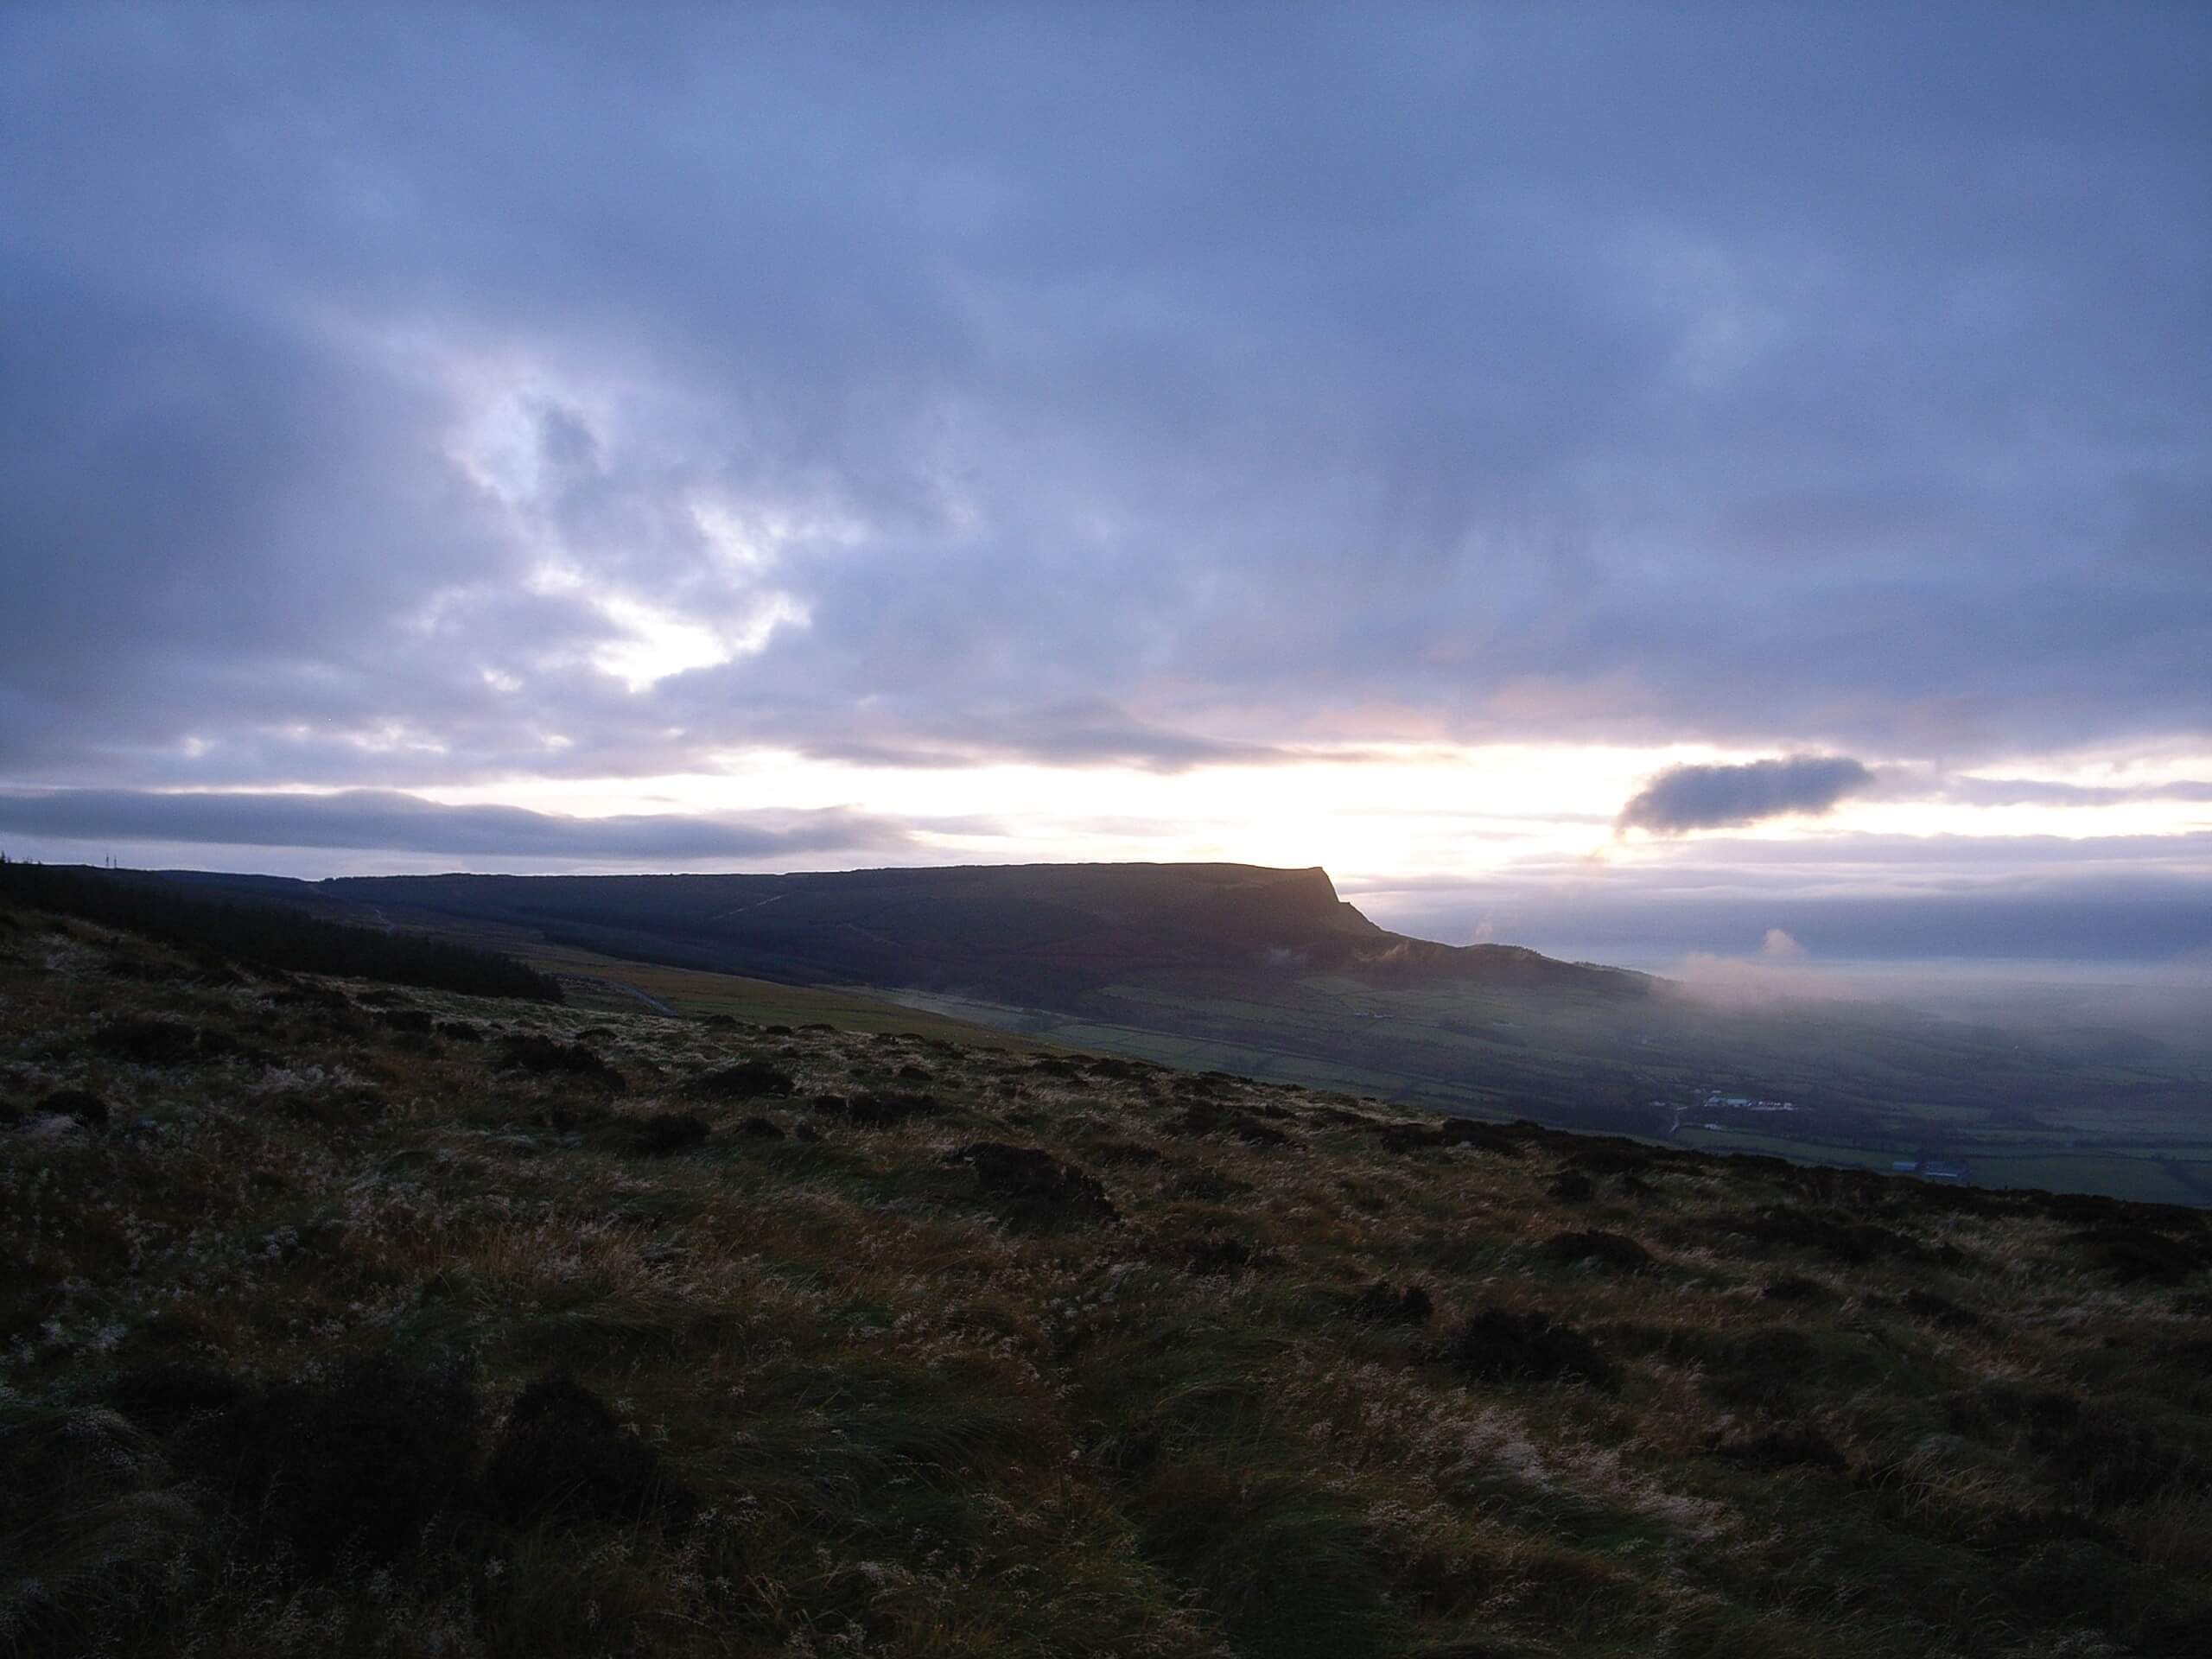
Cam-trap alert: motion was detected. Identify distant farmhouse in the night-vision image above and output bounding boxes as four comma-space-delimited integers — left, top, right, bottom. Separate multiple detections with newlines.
1891, 1159, 1972, 1183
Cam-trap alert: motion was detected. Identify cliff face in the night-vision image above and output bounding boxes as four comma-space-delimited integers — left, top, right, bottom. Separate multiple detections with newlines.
313, 861, 1403, 1001
222, 861, 1626, 1005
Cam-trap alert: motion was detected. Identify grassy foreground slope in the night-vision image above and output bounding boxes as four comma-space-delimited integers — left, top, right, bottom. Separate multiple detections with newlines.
5, 899, 2212, 1656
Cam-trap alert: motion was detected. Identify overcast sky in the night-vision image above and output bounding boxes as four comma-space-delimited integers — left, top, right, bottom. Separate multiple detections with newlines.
3, 3, 2207, 969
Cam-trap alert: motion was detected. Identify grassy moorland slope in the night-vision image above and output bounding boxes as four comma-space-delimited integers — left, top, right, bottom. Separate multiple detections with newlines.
6, 893, 2212, 1655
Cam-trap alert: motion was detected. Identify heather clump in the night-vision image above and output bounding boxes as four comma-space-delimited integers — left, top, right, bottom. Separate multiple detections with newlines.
1347, 1280, 1433, 1326
484, 1372, 695, 1528
680, 1057, 797, 1100
496, 1031, 625, 1088
1440, 1306, 1618, 1392
1536, 1228, 1653, 1274
945, 1141, 1120, 1231
174, 1353, 482, 1567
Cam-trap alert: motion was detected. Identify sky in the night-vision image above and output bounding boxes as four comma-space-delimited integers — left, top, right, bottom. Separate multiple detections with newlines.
3, 3, 2209, 973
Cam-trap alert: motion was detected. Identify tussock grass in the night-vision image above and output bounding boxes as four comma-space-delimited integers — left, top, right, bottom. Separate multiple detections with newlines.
5, 899, 2212, 1655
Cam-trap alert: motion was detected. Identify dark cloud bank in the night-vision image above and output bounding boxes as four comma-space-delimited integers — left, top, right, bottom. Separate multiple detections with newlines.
0, 790, 922, 862
1617, 755, 1877, 836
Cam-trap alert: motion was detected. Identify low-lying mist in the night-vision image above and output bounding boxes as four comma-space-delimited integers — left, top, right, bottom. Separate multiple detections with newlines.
1656, 949, 2212, 1059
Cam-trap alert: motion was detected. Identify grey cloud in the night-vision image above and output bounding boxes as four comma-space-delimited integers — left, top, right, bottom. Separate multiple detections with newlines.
0, 5, 2205, 792
0, 789, 925, 861
1617, 755, 1876, 836
785, 700, 1391, 773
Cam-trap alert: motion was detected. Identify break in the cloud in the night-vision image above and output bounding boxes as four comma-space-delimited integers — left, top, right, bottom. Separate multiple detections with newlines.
1929, 775, 2212, 810
1616, 755, 1876, 836
0, 789, 929, 862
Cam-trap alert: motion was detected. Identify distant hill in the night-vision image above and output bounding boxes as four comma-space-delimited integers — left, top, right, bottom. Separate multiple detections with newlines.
0, 861, 563, 1003
148, 860, 2212, 1200
169, 861, 1649, 1007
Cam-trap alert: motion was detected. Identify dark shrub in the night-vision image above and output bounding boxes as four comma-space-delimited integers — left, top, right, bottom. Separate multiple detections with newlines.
1972, 1507, 2120, 1552
38, 1088, 111, 1130
435, 1019, 483, 1041
1716, 1206, 1936, 1266
1173, 1102, 1288, 1147
378, 1007, 434, 1034
92, 1017, 201, 1065
1695, 1326, 1858, 1412
1760, 1274, 1835, 1302
192, 1026, 252, 1062
1712, 1423, 1847, 1473
1902, 1287, 1982, 1328
1441, 1306, 1617, 1392
111, 1363, 251, 1429
2043, 1399, 2212, 1506
607, 1112, 711, 1157
269, 982, 352, 1010
1376, 1117, 1517, 1156
1547, 1170, 1597, 1203
947, 1141, 1119, 1230
734, 1115, 786, 1140
516, 1100, 613, 1135
271, 1083, 389, 1128
2066, 1224, 2206, 1286
1348, 1281, 1433, 1327
185, 1355, 481, 1567
484, 1374, 695, 1529
820, 1090, 943, 1127
701, 1013, 743, 1031
1943, 1382, 2082, 1446
1537, 1230, 1652, 1274
1127, 1462, 1399, 1659
497, 1033, 624, 1090
683, 1059, 796, 1100
1091, 1139, 1166, 1166
1560, 1138, 1665, 1176
1173, 1229, 1275, 1276
1171, 1166, 1255, 1201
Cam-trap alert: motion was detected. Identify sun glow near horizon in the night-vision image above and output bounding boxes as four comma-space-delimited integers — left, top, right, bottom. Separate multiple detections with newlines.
400, 737, 2212, 885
